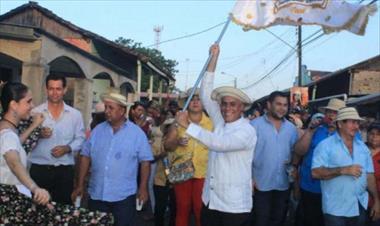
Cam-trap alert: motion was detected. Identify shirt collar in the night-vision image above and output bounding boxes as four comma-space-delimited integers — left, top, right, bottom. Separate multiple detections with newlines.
224, 116, 245, 128
334, 131, 360, 144
263, 113, 286, 123
42, 101, 70, 113
106, 118, 129, 129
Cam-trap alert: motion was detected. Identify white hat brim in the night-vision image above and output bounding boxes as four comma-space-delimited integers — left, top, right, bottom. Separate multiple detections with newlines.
100, 93, 128, 107
211, 86, 252, 111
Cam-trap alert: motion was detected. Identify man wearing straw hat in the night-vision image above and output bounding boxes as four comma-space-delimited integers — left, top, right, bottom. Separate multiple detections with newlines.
294, 98, 346, 226
176, 44, 257, 226
312, 107, 380, 226
72, 89, 153, 226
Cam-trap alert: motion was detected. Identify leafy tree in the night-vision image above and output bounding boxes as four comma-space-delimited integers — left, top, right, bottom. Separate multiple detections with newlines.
115, 37, 178, 76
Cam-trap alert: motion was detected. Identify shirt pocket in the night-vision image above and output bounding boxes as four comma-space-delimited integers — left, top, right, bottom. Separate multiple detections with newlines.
328, 150, 351, 168
59, 127, 74, 143
218, 182, 251, 209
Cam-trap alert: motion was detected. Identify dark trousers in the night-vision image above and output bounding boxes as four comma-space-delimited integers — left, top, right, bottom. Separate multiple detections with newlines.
367, 218, 380, 226
153, 185, 176, 226
88, 195, 136, 226
30, 163, 74, 205
299, 189, 324, 226
253, 189, 290, 226
201, 204, 251, 226
324, 203, 366, 226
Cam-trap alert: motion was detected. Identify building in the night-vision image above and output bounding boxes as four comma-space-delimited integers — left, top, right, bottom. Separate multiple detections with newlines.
251, 55, 380, 119
0, 1, 175, 125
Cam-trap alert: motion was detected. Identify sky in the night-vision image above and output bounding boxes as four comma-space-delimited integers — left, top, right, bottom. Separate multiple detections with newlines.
1, 0, 379, 100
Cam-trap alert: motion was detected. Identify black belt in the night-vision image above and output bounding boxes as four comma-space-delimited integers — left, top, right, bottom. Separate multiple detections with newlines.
31, 163, 73, 170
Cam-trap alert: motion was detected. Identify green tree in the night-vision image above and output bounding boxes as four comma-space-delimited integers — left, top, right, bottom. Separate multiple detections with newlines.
115, 37, 178, 76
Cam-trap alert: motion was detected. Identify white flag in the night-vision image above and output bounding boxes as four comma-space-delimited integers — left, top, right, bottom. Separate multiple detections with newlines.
231, 0, 377, 35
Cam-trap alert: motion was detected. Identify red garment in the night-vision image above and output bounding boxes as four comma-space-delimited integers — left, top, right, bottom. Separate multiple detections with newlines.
369, 151, 380, 207
373, 152, 380, 195
174, 178, 204, 226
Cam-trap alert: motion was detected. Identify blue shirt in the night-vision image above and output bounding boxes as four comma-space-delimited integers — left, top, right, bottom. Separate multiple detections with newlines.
81, 120, 153, 202
300, 125, 334, 193
29, 102, 85, 166
300, 127, 362, 194
312, 132, 374, 217
251, 115, 298, 191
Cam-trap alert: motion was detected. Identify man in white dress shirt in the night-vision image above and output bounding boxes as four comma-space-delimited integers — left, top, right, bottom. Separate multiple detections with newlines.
175, 44, 257, 226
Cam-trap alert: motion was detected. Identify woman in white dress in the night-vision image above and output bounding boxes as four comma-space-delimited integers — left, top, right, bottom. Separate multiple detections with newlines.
0, 82, 50, 204
1, 83, 115, 225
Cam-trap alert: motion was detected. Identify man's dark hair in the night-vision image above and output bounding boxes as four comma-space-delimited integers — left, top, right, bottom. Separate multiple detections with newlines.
45, 74, 67, 88
268, 91, 288, 103
368, 122, 380, 133
131, 101, 146, 111
168, 100, 179, 107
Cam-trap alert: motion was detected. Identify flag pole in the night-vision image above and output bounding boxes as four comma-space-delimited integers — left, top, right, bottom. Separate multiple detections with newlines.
182, 17, 231, 111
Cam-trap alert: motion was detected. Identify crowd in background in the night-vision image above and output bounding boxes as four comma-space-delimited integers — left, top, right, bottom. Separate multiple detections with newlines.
1, 45, 380, 226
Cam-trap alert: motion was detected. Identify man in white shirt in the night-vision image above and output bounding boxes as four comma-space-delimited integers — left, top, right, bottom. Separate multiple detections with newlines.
29, 74, 85, 205
175, 44, 257, 226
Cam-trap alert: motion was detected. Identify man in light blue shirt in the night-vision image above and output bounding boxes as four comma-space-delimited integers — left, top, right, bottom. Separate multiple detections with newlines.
250, 91, 298, 226
294, 98, 346, 226
72, 90, 153, 226
312, 107, 380, 226
29, 74, 85, 205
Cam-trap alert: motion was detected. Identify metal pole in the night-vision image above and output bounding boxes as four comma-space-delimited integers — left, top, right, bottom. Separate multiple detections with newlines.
182, 17, 231, 111
297, 25, 302, 87
149, 74, 153, 100
136, 60, 142, 101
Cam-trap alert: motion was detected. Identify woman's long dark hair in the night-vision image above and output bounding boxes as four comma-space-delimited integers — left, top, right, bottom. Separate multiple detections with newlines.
0, 82, 29, 112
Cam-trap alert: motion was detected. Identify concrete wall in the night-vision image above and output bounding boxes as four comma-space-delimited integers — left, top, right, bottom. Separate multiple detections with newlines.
1, 34, 136, 127
0, 38, 46, 105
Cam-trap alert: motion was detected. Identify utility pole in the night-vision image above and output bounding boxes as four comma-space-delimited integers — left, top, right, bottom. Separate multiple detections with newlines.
297, 25, 302, 87
151, 25, 163, 101
153, 25, 164, 50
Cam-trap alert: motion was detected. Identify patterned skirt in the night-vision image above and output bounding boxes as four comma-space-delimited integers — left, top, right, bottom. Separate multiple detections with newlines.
0, 184, 114, 225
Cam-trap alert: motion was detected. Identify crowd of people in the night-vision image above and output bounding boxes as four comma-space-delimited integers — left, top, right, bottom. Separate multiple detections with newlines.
0, 44, 380, 226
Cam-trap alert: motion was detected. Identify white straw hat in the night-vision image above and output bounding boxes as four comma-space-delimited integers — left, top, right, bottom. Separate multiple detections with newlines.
318, 98, 346, 112
335, 107, 364, 122
100, 90, 128, 107
211, 86, 252, 110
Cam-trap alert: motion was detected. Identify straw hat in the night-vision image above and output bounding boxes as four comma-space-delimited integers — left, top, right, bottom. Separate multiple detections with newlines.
335, 107, 364, 122
211, 86, 252, 110
100, 90, 128, 107
318, 98, 346, 112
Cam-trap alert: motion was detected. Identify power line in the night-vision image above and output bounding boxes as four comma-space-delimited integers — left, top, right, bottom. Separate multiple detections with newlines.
241, 0, 372, 90
146, 20, 227, 47
219, 29, 294, 70
264, 28, 297, 51
241, 49, 296, 90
